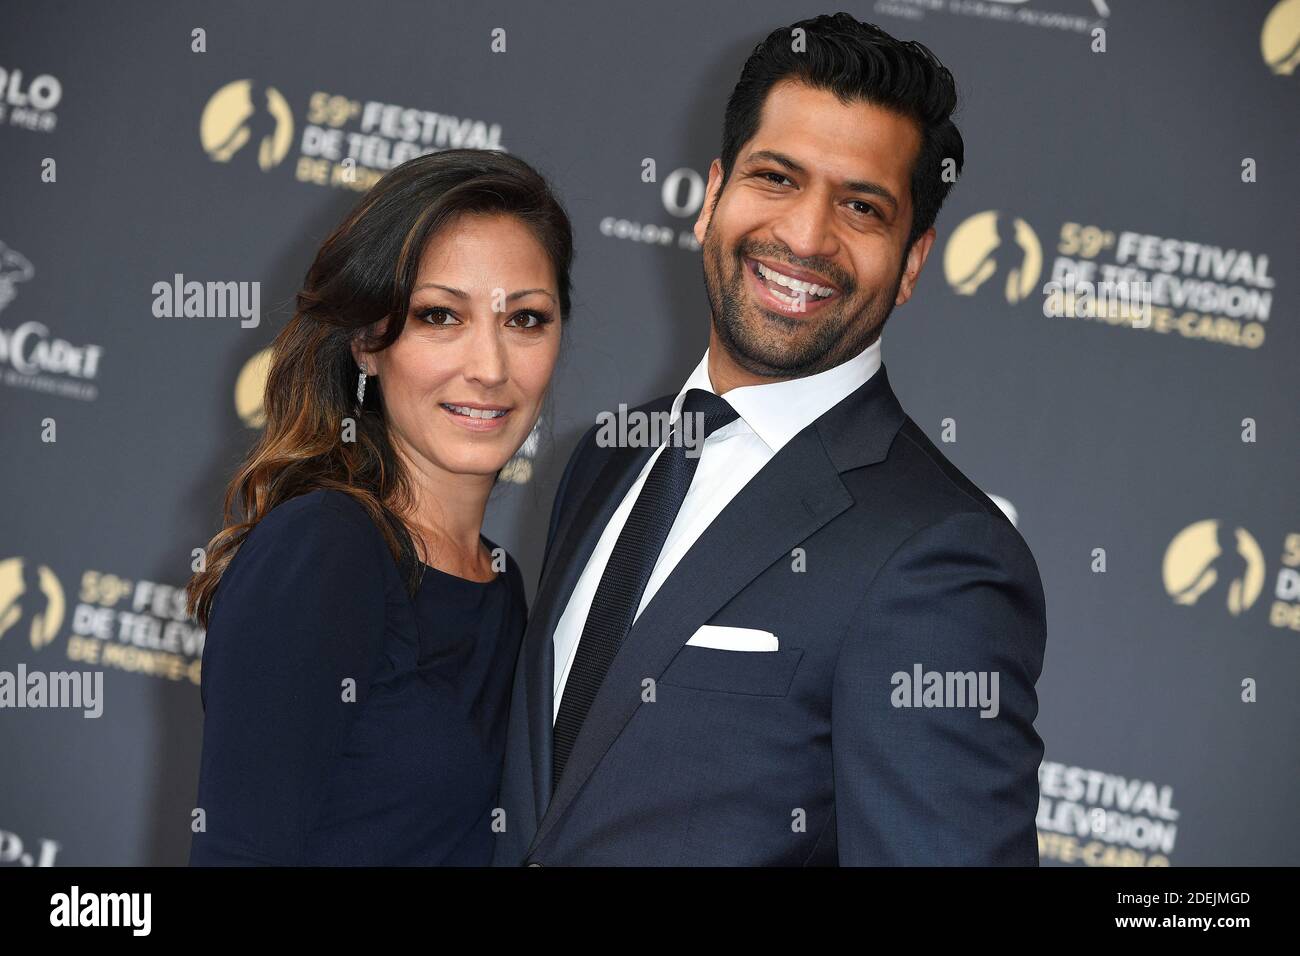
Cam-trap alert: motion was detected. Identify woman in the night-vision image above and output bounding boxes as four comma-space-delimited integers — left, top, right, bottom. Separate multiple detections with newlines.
185, 148, 571, 865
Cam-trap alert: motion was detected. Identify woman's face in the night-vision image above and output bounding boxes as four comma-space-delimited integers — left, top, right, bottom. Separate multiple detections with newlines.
353, 212, 562, 479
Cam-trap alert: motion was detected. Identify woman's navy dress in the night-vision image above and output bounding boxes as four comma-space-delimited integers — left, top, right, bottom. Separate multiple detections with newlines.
189, 488, 526, 865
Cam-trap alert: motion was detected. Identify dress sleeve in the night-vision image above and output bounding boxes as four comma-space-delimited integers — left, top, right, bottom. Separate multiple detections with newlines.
189, 494, 389, 865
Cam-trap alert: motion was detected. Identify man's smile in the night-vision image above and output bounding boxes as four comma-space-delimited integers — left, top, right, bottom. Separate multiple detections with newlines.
743, 255, 841, 317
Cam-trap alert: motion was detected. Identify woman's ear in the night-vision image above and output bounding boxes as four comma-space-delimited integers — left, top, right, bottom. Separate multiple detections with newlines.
350, 318, 387, 372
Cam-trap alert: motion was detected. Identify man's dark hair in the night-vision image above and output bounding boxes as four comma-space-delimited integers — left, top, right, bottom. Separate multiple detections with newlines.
719, 13, 964, 255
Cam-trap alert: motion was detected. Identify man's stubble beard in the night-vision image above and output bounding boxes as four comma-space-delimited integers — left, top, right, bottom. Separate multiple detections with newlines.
701, 221, 904, 380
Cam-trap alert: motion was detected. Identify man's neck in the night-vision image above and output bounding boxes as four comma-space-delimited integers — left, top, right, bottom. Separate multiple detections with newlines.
705, 329, 796, 395
704, 327, 881, 395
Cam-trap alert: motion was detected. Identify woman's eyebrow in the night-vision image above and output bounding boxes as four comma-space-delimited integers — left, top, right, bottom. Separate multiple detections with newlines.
413, 282, 555, 302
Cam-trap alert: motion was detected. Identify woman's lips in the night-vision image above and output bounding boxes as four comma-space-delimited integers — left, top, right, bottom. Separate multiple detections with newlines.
440, 403, 511, 431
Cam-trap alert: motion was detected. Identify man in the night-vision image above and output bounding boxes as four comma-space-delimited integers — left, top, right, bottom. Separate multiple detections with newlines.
493, 13, 1047, 866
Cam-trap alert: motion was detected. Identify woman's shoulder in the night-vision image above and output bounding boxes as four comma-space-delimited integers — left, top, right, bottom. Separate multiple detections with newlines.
255, 487, 375, 533
221, 489, 393, 597
207, 491, 394, 640
241, 489, 386, 558
202, 491, 397, 710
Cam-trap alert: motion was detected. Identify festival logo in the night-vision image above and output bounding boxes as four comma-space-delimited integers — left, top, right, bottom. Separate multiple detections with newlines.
943, 211, 1043, 304
0, 558, 65, 651
200, 78, 506, 192
1262, 0, 1300, 74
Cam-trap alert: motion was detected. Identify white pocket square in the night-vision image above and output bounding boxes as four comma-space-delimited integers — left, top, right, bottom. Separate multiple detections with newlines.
685, 625, 779, 652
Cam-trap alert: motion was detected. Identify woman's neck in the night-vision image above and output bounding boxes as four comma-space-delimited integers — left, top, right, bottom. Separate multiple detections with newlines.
391, 437, 496, 578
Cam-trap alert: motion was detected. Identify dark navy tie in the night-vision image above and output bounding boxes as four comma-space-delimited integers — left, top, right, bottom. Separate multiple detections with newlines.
552, 388, 739, 789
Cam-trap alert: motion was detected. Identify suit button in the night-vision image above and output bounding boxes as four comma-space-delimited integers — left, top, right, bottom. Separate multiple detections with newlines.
526, 860, 543, 867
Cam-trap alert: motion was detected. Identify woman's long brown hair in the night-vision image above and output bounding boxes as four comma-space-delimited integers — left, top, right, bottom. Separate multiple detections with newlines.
186, 148, 573, 628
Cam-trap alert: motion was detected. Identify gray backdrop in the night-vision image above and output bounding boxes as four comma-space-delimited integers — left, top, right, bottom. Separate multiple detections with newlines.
1, 0, 1297, 866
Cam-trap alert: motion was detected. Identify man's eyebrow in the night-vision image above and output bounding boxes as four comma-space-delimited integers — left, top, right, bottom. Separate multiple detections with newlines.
413, 283, 556, 302
742, 149, 900, 212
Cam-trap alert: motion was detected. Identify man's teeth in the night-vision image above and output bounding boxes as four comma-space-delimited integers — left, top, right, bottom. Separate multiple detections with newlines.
754, 261, 835, 298
444, 404, 507, 419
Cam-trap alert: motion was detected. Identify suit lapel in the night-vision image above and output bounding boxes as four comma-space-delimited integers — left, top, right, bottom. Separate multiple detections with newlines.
527, 424, 854, 855
522, 438, 656, 825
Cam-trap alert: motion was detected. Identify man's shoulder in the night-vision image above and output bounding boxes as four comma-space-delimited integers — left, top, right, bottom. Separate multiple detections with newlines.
634, 392, 677, 415
885, 417, 1013, 526
567, 392, 678, 463
837, 414, 1038, 571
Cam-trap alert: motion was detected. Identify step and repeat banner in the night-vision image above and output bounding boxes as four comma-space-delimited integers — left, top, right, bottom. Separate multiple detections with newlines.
1, 1, 1296, 866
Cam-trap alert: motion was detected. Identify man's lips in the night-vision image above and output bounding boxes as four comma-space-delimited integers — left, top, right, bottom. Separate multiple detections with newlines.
744, 256, 841, 316
746, 256, 840, 294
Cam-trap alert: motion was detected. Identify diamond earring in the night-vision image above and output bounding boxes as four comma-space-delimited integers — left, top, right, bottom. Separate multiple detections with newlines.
356, 366, 368, 405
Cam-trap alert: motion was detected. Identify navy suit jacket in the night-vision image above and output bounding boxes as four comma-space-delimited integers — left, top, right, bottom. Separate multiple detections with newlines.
493, 363, 1047, 865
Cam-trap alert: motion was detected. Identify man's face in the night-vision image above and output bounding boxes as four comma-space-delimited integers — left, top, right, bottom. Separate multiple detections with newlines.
694, 79, 936, 381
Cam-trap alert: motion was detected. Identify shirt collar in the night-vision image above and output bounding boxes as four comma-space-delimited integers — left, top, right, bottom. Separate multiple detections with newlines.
668, 337, 883, 453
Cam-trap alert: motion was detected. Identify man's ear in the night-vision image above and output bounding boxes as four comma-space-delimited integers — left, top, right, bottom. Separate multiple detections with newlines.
895, 227, 937, 306
692, 158, 725, 246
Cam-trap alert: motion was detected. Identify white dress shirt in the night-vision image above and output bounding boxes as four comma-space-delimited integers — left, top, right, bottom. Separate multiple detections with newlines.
552, 338, 883, 723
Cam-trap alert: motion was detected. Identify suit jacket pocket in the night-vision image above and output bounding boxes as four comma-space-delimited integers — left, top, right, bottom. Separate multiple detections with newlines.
658, 644, 803, 697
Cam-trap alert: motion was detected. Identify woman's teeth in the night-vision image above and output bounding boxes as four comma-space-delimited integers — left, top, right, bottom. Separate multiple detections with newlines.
443, 404, 507, 419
